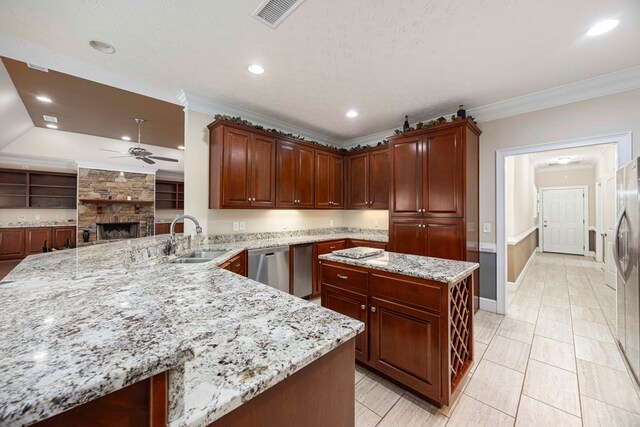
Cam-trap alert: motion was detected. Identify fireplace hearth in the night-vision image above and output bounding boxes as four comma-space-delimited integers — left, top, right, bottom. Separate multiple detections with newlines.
96, 222, 140, 241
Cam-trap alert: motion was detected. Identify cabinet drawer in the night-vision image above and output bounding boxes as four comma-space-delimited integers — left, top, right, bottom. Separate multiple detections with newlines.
316, 240, 347, 255
223, 252, 247, 277
322, 263, 368, 292
370, 273, 442, 314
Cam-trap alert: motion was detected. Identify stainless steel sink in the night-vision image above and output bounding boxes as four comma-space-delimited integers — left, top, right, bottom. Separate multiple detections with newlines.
170, 257, 215, 264
169, 250, 228, 264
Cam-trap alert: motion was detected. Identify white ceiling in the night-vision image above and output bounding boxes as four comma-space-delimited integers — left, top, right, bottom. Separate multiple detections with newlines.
0, 60, 32, 149
0, 0, 639, 142
526, 144, 616, 169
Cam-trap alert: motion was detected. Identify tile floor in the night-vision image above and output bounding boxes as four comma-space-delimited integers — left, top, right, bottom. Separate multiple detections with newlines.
346, 253, 640, 426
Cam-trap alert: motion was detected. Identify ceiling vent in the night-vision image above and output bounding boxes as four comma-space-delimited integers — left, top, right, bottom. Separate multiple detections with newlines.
252, 0, 306, 28
43, 115, 58, 123
27, 63, 49, 72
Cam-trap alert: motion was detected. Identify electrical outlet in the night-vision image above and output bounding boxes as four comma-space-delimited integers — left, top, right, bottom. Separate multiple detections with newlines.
329, 219, 334, 227
374, 219, 379, 228
18, 215, 25, 220
282, 220, 288, 229
232, 221, 239, 232
35, 215, 40, 220
482, 223, 491, 233
239, 221, 246, 231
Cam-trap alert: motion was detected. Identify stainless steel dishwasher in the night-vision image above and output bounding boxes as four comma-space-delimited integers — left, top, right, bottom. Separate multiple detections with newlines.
248, 246, 290, 293
293, 244, 313, 298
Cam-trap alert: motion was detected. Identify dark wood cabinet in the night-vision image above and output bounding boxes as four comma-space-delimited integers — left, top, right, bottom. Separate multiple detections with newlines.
347, 239, 387, 250
276, 141, 315, 208
369, 296, 441, 400
0, 228, 25, 260
388, 119, 480, 311
322, 283, 368, 362
210, 125, 276, 209
320, 260, 473, 407
25, 228, 52, 255
221, 251, 247, 276
346, 148, 389, 210
154, 223, 183, 235
315, 152, 343, 209
52, 227, 76, 250
312, 239, 347, 296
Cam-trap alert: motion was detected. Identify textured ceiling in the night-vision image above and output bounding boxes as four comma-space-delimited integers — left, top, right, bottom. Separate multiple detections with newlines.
0, 0, 638, 141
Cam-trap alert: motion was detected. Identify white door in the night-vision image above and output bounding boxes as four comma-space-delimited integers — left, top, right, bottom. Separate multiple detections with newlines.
542, 188, 585, 255
603, 173, 617, 289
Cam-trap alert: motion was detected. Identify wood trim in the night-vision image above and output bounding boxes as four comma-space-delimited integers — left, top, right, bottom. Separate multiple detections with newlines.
386, 118, 482, 142
149, 371, 168, 427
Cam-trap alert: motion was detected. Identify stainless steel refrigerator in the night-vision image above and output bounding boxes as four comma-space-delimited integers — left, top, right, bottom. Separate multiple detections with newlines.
616, 157, 640, 382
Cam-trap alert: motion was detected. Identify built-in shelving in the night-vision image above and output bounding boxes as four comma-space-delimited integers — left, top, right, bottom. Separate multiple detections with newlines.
155, 180, 184, 210
0, 169, 77, 209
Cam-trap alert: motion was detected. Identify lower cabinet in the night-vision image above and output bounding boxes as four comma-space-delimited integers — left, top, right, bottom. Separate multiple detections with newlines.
312, 239, 347, 296
25, 228, 52, 255
322, 284, 368, 362
52, 227, 76, 250
347, 239, 387, 250
0, 228, 25, 260
320, 260, 472, 407
154, 223, 183, 235
220, 251, 247, 277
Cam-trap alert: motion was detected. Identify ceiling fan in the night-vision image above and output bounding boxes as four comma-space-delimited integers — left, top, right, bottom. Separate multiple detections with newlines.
101, 118, 179, 164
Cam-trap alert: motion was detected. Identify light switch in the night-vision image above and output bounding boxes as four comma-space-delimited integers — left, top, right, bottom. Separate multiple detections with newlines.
330, 219, 334, 227
482, 223, 491, 233
18, 215, 25, 220
282, 220, 288, 229
239, 221, 246, 231
35, 215, 40, 220
232, 222, 239, 231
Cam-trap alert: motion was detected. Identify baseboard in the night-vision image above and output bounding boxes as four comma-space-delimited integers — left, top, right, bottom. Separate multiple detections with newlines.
509, 250, 538, 292
479, 297, 497, 313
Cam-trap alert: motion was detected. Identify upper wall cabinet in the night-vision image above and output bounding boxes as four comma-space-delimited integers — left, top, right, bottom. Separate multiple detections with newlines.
315, 152, 343, 209
209, 124, 276, 209
346, 148, 389, 210
276, 141, 315, 208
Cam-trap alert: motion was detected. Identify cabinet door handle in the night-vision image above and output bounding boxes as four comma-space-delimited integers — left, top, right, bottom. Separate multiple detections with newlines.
234, 263, 241, 268
371, 307, 376, 312
248, 198, 252, 202
361, 304, 366, 310
337, 274, 349, 280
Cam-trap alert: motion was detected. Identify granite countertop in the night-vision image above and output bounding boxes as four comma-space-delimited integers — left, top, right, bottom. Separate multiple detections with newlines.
155, 218, 184, 224
0, 228, 380, 426
319, 249, 479, 285
0, 221, 77, 229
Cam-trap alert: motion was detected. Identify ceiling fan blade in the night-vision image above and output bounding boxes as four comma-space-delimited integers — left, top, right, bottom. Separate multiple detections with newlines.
109, 155, 133, 159
140, 157, 155, 165
147, 156, 179, 162
101, 148, 128, 154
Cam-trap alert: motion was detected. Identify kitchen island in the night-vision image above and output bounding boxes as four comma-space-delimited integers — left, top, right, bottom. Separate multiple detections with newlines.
318, 248, 479, 408
0, 229, 382, 426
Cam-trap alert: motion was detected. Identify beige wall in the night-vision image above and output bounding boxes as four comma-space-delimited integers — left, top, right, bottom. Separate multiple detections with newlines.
536, 167, 595, 226
478, 88, 640, 244
183, 110, 381, 235
506, 155, 537, 238
0, 208, 76, 223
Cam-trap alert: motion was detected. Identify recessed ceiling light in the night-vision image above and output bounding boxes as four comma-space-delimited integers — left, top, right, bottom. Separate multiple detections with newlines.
121, 136, 131, 141
248, 64, 265, 75
346, 110, 358, 118
177, 145, 185, 150
46, 124, 58, 129
43, 115, 57, 123
587, 19, 619, 37
557, 157, 572, 164
89, 40, 116, 54
36, 95, 52, 103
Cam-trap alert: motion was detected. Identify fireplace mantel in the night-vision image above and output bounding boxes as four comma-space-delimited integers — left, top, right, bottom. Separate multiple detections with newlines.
79, 199, 154, 214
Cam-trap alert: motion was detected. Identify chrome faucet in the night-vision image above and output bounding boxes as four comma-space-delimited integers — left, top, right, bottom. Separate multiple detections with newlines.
166, 215, 203, 255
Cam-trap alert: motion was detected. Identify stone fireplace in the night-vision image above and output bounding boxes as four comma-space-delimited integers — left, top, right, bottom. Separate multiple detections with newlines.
77, 167, 155, 244
97, 222, 140, 241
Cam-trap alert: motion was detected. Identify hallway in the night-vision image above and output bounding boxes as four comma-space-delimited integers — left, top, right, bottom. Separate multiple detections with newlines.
352, 253, 640, 425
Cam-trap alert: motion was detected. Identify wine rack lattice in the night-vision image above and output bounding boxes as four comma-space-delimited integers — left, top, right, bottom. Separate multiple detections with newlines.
450, 277, 471, 392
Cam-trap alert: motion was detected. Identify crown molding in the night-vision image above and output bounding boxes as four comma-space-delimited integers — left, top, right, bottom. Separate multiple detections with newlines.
0, 31, 178, 105
177, 89, 342, 147
344, 66, 640, 148
75, 161, 157, 174
0, 152, 76, 171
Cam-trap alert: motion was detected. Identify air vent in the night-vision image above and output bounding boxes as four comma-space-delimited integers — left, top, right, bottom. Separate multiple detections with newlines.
43, 115, 58, 123
252, 0, 306, 28
27, 63, 49, 73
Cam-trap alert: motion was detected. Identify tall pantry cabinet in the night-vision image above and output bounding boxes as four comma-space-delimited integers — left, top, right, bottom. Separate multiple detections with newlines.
388, 119, 480, 311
